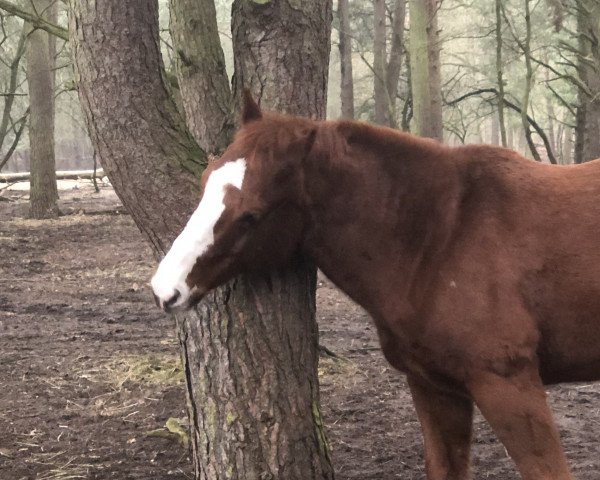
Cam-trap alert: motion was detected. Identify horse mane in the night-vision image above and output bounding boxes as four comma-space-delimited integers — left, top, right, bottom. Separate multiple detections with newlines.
235, 110, 525, 188
333, 119, 445, 155
233, 111, 317, 158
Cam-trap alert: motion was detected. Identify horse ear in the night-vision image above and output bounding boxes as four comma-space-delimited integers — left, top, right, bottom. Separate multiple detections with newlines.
241, 89, 262, 124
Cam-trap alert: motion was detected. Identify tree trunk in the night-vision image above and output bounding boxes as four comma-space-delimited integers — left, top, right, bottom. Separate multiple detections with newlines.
491, 114, 499, 145
27, 0, 59, 219
232, 0, 331, 120
71, 1, 334, 479
507, 124, 514, 150
409, 0, 442, 140
338, 0, 354, 119
70, 1, 205, 251
521, 0, 542, 162
373, 0, 388, 125
562, 125, 573, 165
495, 0, 507, 147
385, 0, 406, 128
176, 2, 334, 478
169, 0, 234, 153
47, 0, 58, 96
577, 0, 600, 162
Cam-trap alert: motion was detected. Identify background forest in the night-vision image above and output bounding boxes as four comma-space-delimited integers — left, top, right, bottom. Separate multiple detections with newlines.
1, 0, 597, 176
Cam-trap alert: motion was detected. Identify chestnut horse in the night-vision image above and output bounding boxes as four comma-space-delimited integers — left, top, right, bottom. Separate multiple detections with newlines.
152, 93, 600, 480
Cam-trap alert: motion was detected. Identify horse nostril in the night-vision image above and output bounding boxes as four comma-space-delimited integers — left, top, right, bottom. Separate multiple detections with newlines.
163, 289, 181, 311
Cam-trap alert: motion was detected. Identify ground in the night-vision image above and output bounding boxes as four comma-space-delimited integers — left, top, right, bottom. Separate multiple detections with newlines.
1, 181, 600, 480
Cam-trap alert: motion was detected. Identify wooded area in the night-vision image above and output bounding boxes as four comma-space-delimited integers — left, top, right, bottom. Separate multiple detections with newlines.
3, 0, 600, 479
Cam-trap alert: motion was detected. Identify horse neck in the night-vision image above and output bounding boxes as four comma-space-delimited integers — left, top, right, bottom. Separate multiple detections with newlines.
302, 122, 462, 317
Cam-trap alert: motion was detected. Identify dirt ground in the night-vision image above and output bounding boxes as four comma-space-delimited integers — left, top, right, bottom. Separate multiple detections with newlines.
1, 181, 600, 480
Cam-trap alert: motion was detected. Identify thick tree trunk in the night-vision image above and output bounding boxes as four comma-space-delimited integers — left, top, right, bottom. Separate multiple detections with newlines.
231, 0, 331, 119
71, 1, 334, 479
169, 0, 234, 153
182, 266, 332, 480
70, 1, 205, 251
176, 2, 335, 478
338, 0, 354, 119
27, 0, 59, 219
409, 0, 442, 140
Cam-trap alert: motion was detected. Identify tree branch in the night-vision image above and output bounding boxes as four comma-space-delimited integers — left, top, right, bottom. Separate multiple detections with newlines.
0, 0, 68, 41
0, 108, 28, 172
445, 88, 558, 164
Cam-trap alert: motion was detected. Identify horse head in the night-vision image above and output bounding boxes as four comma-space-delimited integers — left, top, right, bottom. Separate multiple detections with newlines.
151, 92, 317, 312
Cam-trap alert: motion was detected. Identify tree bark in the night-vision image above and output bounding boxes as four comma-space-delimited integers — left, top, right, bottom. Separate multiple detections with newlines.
231, 0, 331, 120
520, 0, 542, 162
373, 0, 388, 125
544, 57, 557, 157
70, 0, 205, 251
176, 2, 334, 478
27, 0, 59, 219
338, 0, 354, 119
169, 0, 234, 153
374, 0, 406, 128
490, 114, 499, 145
562, 125, 573, 165
409, 0, 442, 140
71, 1, 334, 479
576, 0, 600, 162
495, 0, 507, 147
385, 0, 406, 128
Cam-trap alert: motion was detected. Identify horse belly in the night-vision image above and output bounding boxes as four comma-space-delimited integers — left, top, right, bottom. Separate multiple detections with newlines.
537, 325, 600, 384
534, 295, 600, 384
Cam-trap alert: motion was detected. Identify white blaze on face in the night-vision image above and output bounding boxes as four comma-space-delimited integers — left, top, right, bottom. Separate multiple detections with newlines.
151, 158, 246, 310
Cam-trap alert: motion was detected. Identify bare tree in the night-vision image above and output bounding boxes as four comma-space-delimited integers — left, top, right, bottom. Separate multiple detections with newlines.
27, 0, 59, 219
0, 18, 28, 171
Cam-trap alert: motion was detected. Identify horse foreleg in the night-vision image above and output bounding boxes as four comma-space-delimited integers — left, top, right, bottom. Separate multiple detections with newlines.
408, 376, 474, 480
467, 369, 573, 480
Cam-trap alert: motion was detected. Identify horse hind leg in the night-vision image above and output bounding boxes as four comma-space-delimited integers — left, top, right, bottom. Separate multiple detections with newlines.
408, 376, 474, 480
467, 368, 573, 480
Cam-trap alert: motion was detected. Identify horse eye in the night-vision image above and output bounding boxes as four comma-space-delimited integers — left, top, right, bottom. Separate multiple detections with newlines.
239, 212, 259, 226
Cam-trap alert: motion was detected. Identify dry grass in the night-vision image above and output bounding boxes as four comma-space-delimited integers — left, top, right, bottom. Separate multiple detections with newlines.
36, 459, 94, 480
78, 353, 183, 389
318, 355, 362, 387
